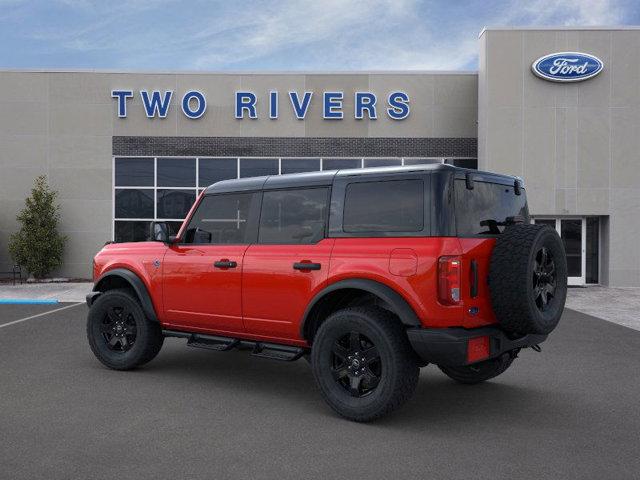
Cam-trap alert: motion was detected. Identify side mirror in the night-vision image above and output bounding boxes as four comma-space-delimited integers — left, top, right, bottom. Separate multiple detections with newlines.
150, 222, 170, 243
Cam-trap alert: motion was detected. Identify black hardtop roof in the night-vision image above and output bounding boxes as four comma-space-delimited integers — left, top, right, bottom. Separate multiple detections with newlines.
204, 163, 520, 194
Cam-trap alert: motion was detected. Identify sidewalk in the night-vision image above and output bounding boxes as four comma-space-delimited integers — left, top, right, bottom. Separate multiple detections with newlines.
0, 282, 638, 331
0, 282, 91, 303
565, 286, 640, 331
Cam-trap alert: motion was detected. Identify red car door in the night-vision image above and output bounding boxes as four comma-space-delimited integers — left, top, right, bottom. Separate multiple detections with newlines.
242, 187, 333, 341
162, 192, 260, 334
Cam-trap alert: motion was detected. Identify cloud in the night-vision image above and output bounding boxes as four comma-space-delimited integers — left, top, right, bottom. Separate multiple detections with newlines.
2, 0, 634, 70
508, 0, 624, 26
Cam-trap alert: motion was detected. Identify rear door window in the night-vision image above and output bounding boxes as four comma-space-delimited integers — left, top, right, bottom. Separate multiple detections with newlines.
258, 188, 329, 244
455, 180, 528, 236
343, 179, 424, 233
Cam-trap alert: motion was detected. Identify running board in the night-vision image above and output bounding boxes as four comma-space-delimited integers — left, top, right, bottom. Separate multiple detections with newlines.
162, 330, 306, 362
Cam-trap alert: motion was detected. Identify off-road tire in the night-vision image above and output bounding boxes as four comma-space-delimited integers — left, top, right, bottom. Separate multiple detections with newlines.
311, 306, 419, 422
87, 288, 164, 370
489, 224, 567, 335
438, 352, 516, 385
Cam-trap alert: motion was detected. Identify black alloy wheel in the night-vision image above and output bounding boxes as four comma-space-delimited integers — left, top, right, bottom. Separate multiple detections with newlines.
101, 305, 137, 352
533, 246, 556, 312
311, 306, 419, 422
489, 223, 567, 335
87, 289, 164, 370
331, 331, 382, 398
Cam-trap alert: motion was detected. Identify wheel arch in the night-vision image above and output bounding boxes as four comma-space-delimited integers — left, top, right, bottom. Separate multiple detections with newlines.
92, 268, 158, 323
301, 278, 421, 342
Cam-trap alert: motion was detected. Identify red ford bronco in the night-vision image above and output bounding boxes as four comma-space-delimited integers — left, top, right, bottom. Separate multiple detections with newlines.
87, 165, 567, 421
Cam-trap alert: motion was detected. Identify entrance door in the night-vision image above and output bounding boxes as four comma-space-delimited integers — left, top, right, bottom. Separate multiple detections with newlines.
534, 218, 586, 285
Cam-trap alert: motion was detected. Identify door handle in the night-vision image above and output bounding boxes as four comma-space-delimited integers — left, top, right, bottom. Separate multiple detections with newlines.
214, 260, 237, 269
293, 262, 321, 271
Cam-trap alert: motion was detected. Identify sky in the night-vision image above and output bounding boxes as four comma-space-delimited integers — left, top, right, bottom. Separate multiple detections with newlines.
0, 0, 638, 71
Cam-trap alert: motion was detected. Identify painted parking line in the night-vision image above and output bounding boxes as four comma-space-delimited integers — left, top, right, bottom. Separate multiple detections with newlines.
0, 302, 83, 329
0, 299, 59, 305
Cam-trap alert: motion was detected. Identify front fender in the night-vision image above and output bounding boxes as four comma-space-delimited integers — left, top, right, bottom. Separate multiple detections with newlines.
91, 268, 158, 323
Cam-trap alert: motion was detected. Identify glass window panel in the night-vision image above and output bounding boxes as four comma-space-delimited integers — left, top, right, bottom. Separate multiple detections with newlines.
157, 189, 196, 219
184, 193, 255, 244
167, 221, 184, 237
561, 219, 582, 278
240, 158, 279, 178
115, 158, 154, 186
115, 189, 154, 219
157, 158, 196, 187
363, 158, 402, 168
446, 158, 478, 169
281, 158, 321, 174
114, 221, 151, 243
534, 219, 556, 228
586, 217, 599, 284
199, 158, 237, 187
259, 188, 329, 244
454, 180, 528, 236
343, 180, 424, 233
322, 158, 361, 170
404, 158, 442, 166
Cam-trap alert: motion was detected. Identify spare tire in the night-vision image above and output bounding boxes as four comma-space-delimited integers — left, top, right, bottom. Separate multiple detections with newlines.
489, 223, 567, 335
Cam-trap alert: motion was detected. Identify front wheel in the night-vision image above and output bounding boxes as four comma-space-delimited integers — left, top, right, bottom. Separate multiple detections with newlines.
311, 306, 419, 422
438, 352, 516, 385
87, 289, 164, 370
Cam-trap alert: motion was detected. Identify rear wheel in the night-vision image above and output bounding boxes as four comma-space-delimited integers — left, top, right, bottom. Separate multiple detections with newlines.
87, 289, 164, 370
438, 352, 516, 385
311, 306, 419, 422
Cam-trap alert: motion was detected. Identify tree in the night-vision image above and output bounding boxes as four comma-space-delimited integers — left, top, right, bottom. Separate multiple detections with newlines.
9, 176, 67, 279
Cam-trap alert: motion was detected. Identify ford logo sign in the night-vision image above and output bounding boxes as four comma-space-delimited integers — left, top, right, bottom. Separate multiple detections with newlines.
532, 52, 604, 82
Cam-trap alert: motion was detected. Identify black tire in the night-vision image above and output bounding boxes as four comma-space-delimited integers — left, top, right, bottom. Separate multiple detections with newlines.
438, 352, 515, 385
489, 224, 567, 335
87, 289, 164, 370
310, 306, 419, 422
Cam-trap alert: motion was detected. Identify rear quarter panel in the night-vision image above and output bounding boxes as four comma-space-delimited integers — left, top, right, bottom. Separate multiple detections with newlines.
329, 237, 499, 329
330, 237, 456, 327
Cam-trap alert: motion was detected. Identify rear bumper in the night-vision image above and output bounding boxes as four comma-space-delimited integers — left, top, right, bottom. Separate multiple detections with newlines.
406, 325, 547, 367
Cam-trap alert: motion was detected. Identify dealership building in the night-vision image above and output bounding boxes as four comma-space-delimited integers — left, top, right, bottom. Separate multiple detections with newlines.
0, 26, 639, 286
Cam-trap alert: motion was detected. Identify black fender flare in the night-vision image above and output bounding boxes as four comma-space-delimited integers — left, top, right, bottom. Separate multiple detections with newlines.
300, 278, 422, 339
91, 268, 158, 323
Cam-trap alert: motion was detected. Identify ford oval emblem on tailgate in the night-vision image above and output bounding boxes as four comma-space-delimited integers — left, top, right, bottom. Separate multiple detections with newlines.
532, 52, 603, 82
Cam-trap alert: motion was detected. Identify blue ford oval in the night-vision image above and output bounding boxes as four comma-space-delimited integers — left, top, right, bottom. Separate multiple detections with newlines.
532, 52, 604, 82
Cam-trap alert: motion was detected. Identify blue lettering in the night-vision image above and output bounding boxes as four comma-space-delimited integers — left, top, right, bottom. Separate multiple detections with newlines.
387, 91, 410, 120
355, 92, 377, 120
181, 90, 206, 119
289, 91, 313, 119
111, 90, 133, 118
235, 91, 257, 119
269, 91, 278, 119
323, 92, 343, 119
140, 90, 173, 118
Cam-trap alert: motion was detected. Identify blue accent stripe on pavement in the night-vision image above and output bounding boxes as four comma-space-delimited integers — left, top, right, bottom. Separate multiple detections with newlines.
0, 299, 59, 305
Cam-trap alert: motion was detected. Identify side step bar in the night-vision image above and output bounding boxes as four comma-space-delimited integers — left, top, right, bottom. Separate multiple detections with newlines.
162, 330, 306, 362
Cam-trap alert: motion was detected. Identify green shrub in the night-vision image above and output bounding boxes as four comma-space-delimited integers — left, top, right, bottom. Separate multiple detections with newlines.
9, 176, 67, 279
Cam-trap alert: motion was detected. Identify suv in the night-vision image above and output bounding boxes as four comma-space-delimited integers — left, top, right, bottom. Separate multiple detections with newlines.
87, 164, 567, 421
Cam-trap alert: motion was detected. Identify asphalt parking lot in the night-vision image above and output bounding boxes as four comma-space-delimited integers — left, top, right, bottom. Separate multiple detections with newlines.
1, 304, 639, 480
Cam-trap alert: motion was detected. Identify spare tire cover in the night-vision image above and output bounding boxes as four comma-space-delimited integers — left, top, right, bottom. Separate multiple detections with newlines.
489, 224, 567, 335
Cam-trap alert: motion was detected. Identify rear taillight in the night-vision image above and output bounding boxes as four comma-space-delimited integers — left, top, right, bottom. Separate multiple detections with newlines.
438, 256, 461, 305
